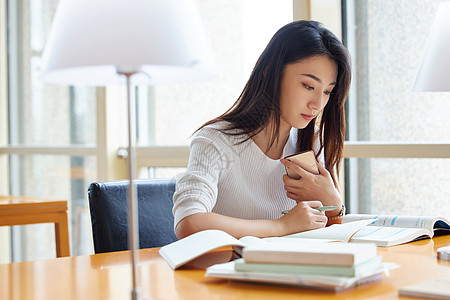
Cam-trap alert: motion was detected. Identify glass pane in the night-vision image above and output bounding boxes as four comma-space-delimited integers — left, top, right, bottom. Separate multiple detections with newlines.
8, 0, 97, 146
10, 154, 96, 261
137, 0, 293, 146
140, 167, 187, 180
349, 0, 450, 142
350, 158, 450, 218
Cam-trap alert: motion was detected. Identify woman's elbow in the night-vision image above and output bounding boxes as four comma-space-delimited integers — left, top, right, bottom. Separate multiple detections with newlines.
174, 214, 203, 239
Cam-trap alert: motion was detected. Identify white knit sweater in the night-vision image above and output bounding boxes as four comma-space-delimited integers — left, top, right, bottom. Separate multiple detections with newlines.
172, 122, 322, 228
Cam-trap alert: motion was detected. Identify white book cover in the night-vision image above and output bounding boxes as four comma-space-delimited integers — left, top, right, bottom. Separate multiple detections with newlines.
399, 278, 450, 299
242, 242, 377, 266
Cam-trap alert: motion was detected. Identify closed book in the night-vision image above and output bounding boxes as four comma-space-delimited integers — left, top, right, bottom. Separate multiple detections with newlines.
242, 242, 377, 266
399, 278, 450, 299
205, 261, 392, 292
234, 256, 382, 277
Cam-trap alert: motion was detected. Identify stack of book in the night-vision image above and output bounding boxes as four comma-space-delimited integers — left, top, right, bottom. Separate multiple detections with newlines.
159, 220, 376, 270
205, 242, 387, 291
159, 224, 399, 291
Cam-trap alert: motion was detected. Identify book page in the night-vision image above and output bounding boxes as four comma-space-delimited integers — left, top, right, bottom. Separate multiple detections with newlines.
343, 214, 443, 232
350, 226, 432, 247
283, 219, 376, 241
159, 229, 245, 269
264, 237, 337, 244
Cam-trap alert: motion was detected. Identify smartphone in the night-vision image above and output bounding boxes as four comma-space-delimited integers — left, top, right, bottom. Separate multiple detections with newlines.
284, 150, 319, 179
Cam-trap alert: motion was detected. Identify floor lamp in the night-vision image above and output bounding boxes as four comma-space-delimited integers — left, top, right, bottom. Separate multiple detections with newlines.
40, 1, 215, 299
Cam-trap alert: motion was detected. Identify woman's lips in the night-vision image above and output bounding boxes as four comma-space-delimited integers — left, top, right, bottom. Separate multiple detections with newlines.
301, 114, 315, 121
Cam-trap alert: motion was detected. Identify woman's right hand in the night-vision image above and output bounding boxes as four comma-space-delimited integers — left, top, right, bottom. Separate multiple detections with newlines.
277, 200, 327, 235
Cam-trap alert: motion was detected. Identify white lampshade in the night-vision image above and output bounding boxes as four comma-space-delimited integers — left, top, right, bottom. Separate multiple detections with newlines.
413, 1, 450, 92
41, 0, 216, 86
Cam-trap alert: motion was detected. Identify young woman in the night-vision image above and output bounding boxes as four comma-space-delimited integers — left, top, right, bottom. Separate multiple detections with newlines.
173, 20, 351, 239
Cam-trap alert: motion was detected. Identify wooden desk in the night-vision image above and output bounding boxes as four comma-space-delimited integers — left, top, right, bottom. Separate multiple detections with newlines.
0, 195, 70, 258
1, 236, 449, 300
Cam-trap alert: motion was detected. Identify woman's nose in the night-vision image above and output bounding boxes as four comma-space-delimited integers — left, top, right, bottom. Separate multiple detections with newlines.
309, 92, 326, 111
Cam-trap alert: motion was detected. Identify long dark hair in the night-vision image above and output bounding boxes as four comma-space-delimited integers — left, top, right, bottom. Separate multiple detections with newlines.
199, 20, 351, 184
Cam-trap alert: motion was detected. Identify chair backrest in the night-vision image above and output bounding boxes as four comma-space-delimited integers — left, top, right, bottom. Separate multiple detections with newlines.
88, 178, 178, 254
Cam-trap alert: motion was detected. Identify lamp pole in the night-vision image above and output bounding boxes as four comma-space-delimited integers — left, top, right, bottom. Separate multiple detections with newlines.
117, 70, 140, 300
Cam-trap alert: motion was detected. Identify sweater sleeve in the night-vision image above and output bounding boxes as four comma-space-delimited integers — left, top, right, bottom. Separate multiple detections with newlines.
172, 128, 231, 228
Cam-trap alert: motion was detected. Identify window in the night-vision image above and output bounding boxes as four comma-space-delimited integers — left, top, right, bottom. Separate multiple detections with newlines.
343, 0, 450, 217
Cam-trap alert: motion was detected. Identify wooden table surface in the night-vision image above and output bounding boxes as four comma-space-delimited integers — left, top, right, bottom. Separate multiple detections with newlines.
1, 235, 449, 300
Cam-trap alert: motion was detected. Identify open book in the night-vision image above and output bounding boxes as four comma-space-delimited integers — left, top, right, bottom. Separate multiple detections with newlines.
159, 219, 375, 269
343, 214, 450, 247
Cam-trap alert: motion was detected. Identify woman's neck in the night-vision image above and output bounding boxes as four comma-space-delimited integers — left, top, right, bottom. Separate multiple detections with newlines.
251, 124, 291, 160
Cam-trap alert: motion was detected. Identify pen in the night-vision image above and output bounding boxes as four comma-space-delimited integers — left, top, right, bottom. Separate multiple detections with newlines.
281, 206, 338, 215
315, 206, 338, 211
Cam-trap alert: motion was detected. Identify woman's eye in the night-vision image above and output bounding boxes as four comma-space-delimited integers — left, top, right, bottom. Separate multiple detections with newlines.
324, 90, 332, 96
303, 83, 314, 90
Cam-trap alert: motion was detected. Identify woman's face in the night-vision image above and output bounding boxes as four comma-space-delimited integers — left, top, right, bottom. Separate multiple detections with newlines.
279, 55, 337, 131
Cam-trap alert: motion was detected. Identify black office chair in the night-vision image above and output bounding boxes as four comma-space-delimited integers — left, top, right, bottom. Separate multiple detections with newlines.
88, 178, 178, 254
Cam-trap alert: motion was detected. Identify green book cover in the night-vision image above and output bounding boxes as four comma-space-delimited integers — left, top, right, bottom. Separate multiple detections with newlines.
233, 256, 382, 277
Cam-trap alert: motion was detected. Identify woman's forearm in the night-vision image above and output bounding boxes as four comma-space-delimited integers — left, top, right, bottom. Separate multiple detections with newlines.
175, 201, 328, 240
175, 212, 283, 239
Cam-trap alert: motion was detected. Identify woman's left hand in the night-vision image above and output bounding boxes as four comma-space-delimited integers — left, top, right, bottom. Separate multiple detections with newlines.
281, 158, 341, 208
